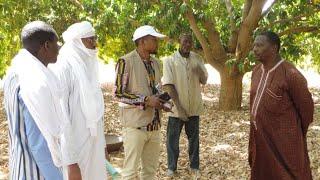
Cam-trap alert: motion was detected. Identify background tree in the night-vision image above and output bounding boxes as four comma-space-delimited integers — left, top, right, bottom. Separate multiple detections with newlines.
88, 0, 320, 110
1, 0, 319, 110
0, 0, 83, 76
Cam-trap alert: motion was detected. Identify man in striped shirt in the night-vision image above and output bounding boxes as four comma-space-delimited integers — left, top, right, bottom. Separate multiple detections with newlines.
3, 21, 63, 180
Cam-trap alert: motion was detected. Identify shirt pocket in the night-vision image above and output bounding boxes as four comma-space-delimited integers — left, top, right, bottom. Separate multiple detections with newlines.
263, 87, 285, 114
266, 88, 283, 100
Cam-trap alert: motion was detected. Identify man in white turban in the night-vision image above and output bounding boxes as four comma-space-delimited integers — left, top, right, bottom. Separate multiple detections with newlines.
50, 21, 107, 180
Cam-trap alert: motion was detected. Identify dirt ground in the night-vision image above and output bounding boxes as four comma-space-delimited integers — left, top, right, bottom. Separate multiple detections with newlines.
0, 85, 319, 179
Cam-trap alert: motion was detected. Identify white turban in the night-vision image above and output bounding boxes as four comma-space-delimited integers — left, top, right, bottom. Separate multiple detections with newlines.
52, 21, 104, 137
62, 21, 95, 42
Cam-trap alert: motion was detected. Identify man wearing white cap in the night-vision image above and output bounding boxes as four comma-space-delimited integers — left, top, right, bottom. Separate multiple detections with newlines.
50, 21, 107, 180
114, 25, 168, 179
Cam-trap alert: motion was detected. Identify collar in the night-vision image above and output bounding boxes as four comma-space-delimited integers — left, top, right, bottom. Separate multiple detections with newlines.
176, 50, 191, 59
134, 49, 154, 63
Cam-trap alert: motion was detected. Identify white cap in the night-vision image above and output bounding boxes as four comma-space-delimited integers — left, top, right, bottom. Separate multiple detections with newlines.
132, 25, 166, 41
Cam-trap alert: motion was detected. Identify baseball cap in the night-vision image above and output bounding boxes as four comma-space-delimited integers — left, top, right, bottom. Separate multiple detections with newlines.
132, 25, 166, 41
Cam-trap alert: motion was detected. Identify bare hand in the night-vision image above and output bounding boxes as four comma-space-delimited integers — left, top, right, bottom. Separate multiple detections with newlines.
192, 65, 202, 75
162, 102, 173, 112
68, 164, 82, 180
192, 65, 207, 84
145, 95, 163, 109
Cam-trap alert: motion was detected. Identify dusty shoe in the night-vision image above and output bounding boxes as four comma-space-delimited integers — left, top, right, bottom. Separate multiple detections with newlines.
167, 169, 176, 177
191, 169, 200, 180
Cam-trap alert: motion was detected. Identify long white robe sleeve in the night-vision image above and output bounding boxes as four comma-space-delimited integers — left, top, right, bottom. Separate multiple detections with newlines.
50, 62, 107, 180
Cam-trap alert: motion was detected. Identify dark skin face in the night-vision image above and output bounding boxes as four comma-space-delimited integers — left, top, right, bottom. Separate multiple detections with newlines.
37, 35, 59, 66
179, 35, 193, 58
253, 35, 278, 64
141, 35, 159, 54
136, 35, 159, 61
81, 36, 97, 50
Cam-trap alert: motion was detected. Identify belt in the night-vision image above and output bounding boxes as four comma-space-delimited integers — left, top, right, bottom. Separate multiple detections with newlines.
137, 123, 160, 131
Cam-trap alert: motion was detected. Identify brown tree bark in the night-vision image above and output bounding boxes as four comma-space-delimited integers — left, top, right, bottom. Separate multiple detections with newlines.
183, 0, 267, 110
218, 67, 244, 110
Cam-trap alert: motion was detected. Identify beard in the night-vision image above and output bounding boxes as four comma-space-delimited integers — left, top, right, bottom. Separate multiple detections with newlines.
181, 47, 191, 54
150, 49, 158, 55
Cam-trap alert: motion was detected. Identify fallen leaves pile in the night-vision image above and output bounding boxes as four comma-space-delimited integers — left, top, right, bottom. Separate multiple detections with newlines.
1, 84, 319, 179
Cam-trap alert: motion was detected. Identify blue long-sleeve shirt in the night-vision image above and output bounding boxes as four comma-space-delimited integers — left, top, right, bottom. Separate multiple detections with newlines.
18, 93, 63, 180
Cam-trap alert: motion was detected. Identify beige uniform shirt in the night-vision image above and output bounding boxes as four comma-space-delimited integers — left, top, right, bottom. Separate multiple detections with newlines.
162, 51, 208, 117
114, 50, 161, 128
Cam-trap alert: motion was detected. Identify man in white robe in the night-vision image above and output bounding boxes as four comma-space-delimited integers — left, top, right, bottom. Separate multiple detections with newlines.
3, 21, 65, 180
50, 21, 107, 180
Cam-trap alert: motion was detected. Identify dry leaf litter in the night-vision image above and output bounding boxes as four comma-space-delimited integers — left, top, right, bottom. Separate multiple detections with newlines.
0, 84, 319, 180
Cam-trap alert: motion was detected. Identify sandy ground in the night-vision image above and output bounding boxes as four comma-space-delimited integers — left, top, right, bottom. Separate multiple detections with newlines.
1, 85, 320, 179
0, 63, 319, 179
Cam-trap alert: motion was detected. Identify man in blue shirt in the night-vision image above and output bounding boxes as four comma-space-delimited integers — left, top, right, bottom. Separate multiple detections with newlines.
3, 21, 63, 180
18, 93, 63, 179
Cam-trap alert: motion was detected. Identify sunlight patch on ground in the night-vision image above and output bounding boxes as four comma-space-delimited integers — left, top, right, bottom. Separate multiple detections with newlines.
201, 92, 217, 102
0, 170, 8, 180
211, 144, 233, 152
232, 122, 241, 127
240, 120, 250, 125
310, 126, 320, 131
227, 132, 246, 139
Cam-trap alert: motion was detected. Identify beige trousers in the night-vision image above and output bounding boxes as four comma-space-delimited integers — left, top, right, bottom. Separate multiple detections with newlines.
121, 127, 161, 180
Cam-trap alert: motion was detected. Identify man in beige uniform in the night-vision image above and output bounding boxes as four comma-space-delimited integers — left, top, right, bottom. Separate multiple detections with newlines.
162, 34, 208, 178
114, 25, 168, 180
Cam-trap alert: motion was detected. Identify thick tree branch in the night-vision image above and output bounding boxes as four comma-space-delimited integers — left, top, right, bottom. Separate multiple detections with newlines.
203, 19, 228, 64
242, 0, 253, 20
231, 0, 266, 76
224, 0, 239, 53
184, 11, 209, 55
236, 0, 266, 60
183, 2, 208, 50
183, 0, 223, 72
244, 0, 267, 28
227, 31, 239, 53
279, 26, 319, 36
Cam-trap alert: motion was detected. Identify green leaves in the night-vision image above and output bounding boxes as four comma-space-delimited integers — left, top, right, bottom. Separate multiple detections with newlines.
0, 0, 320, 78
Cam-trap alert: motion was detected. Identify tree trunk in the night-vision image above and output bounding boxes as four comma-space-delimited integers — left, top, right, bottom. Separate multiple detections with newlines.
218, 69, 244, 110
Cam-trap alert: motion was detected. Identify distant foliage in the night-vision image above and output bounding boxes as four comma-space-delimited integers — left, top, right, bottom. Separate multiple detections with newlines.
0, 0, 319, 78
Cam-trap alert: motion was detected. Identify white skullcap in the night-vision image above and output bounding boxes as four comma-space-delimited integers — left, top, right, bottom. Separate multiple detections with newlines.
132, 25, 166, 41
